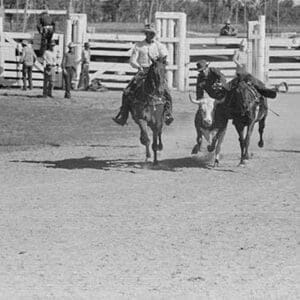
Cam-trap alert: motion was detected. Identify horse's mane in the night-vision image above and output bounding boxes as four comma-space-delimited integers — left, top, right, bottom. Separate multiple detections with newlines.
144, 56, 167, 97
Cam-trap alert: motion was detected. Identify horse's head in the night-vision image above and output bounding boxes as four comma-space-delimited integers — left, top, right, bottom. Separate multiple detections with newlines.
145, 56, 167, 96
189, 92, 225, 128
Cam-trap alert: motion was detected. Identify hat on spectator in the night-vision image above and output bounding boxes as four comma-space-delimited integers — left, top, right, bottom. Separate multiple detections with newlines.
196, 59, 210, 71
225, 19, 231, 24
22, 40, 28, 46
68, 42, 75, 48
49, 40, 56, 46
143, 23, 156, 34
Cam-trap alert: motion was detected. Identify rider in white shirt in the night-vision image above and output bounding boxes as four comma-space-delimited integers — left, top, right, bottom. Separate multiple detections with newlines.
113, 24, 174, 126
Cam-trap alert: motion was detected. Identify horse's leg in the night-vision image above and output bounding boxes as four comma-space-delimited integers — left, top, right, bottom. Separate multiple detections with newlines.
244, 121, 255, 160
213, 127, 227, 167
192, 112, 202, 154
234, 121, 246, 164
152, 129, 158, 164
138, 119, 151, 160
157, 132, 163, 151
258, 114, 266, 148
258, 100, 268, 148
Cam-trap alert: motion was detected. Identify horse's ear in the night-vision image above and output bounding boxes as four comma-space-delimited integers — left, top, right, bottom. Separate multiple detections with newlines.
148, 54, 155, 64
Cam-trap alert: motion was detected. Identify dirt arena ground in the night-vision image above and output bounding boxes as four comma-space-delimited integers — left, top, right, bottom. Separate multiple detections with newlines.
0, 89, 299, 299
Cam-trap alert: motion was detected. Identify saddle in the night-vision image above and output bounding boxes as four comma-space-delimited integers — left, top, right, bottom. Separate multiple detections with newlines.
231, 80, 260, 116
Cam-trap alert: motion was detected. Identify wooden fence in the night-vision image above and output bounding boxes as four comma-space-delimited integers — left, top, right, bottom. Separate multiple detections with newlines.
0, 11, 299, 92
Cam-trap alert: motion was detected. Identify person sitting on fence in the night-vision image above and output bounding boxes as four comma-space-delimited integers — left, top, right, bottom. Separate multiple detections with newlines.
112, 23, 174, 126
78, 42, 91, 90
220, 19, 237, 36
62, 43, 81, 99
196, 59, 229, 101
42, 40, 57, 98
20, 40, 37, 90
37, 7, 55, 56
231, 39, 287, 98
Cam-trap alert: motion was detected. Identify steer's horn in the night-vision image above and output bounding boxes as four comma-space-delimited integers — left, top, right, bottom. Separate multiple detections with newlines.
189, 93, 201, 104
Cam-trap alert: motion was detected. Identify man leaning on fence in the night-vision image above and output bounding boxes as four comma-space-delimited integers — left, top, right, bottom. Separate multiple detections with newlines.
113, 23, 174, 126
37, 7, 55, 56
20, 40, 37, 90
42, 40, 57, 98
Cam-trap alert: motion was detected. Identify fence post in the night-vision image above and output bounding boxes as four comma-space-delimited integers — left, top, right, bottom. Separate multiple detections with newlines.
0, 5, 4, 77
176, 13, 186, 91
257, 15, 265, 81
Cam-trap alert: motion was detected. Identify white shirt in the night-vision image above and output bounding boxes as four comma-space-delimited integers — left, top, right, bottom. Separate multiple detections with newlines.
43, 50, 57, 66
130, 39, 168, 69
233, 49, 248, 74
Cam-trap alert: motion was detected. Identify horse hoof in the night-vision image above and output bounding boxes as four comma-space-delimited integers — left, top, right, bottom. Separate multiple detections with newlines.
207, 145, 215, 152
258, 140, 264, 148
191, 145, 199, 154
213, 159, 219, 168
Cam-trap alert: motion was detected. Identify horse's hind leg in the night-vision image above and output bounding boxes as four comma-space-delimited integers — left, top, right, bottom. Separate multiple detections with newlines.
138, 120, 151, 160
258, 115, 266, 148
234, 121, 246, 164
244, 121, 255, 160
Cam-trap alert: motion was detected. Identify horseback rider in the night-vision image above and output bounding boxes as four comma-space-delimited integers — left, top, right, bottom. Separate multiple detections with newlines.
37, 6, 55, 56
113, 23, 174, 126
196, 59, 229, 101
231, 39, 287, 98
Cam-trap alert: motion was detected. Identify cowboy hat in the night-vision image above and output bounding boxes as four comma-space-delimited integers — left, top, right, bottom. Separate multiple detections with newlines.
196, 59, 210, 71
225, 19, 231, 24
49, 40, 56, 46
143, 24, 156, 34
21, 40, 28, 46
68, 42, 75, 48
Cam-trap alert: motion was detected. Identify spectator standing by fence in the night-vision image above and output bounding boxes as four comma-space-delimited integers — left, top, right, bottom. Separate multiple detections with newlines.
62, 43, 80, 99
42, 40, 57, 98
20, 40, 37, 90
78, 42, 91, 90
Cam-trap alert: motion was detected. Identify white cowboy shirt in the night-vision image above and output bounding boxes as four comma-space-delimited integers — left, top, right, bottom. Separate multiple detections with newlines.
233, 49, 248, 74
130, 39, 168, 69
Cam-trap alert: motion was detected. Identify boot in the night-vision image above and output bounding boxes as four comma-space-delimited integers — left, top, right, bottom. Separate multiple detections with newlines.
164, 112, 174, 126
112, 107, 129, 126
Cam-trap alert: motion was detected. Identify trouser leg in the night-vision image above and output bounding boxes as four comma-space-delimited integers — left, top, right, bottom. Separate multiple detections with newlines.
244, 73, 277, 99
47, 67, 54, 97
28, 66, 33, 89
43, 71, 48, 96
22, 65, 27, 90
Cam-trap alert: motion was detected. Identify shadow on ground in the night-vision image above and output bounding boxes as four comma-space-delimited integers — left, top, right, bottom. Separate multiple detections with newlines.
10, 156, 232, 172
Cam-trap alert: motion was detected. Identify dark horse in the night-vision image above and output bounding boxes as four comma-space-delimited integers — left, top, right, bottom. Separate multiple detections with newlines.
129, 56, 168, 164
227, 81, 268, 165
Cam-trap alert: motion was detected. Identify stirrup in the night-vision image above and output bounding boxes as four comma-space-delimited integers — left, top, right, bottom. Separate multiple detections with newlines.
275, 82, 288, 93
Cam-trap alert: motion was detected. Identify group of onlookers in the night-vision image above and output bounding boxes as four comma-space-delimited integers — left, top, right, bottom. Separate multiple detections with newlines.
20, 39, 91, 99
20, 9, 91, 99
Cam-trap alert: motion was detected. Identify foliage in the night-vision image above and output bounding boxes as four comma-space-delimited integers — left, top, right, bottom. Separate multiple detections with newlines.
2, 0, 300, 32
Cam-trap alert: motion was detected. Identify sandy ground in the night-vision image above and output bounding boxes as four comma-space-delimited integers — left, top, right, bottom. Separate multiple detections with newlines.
0, 89, 299, 299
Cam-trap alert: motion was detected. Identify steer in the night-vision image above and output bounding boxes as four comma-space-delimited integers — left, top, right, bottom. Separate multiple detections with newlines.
190, 93, 229, 166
